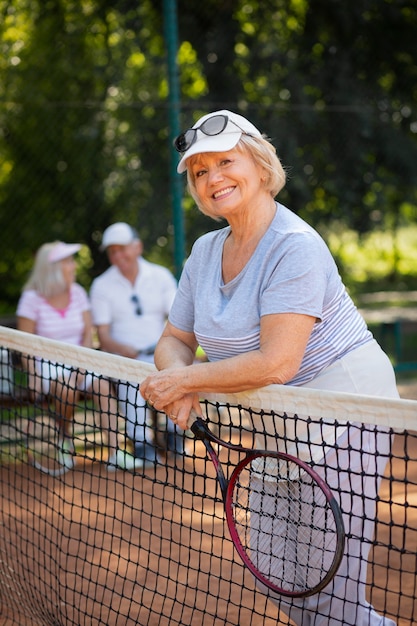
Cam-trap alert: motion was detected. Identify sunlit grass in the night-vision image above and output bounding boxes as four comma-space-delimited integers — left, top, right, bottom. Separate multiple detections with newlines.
322, 223, 417, 292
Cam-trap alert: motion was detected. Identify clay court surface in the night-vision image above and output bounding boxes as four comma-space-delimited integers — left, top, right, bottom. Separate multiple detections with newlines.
0, 440, 284, 626
1, 428, 416, 626
1, 377, 417, 625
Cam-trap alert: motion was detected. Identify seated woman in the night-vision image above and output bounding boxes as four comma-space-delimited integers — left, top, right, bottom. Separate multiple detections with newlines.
16, 240, 141, 472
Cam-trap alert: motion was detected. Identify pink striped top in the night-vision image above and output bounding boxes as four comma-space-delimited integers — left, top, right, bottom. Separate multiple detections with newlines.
17, 283, 90, 346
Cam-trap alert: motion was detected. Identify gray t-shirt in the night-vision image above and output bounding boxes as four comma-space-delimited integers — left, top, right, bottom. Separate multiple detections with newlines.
169, 203, 371, 386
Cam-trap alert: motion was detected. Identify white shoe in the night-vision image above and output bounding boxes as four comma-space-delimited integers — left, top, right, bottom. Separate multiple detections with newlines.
107, 449, 144, 472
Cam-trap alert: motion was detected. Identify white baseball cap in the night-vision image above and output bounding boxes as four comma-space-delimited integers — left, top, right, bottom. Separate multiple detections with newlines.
100, 222, 139, 250
48, 242, 81, 263
176, 110, 263, 174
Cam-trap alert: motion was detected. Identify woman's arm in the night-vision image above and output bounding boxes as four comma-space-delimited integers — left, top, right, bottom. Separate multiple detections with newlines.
153, 322, 199, 370
17, 316, 42, 399
17, 316, 36, 335
81, 311, 93, 349
141, 312, 316, 429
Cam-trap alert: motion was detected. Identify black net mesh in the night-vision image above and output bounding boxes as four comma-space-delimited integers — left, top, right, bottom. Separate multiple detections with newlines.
0, 333, 416, 625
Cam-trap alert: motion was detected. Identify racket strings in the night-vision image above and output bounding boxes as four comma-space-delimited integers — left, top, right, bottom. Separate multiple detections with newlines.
231, 456, 339, 594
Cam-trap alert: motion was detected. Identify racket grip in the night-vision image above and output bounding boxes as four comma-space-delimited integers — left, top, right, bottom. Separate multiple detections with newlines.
190, 417, 208, 440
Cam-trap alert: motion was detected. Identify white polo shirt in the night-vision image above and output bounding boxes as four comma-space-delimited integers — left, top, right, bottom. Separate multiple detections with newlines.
90, 257, 177, 353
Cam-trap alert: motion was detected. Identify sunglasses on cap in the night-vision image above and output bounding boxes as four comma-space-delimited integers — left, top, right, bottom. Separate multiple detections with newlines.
174, 114, 248, 154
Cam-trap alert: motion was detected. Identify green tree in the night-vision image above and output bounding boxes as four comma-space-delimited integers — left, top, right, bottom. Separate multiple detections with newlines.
0, 0, 176, 308
1, 0, 417, 311
176, 0, 417, 234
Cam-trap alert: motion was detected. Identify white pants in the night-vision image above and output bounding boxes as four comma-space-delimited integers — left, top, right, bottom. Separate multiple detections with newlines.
38, 361, 93, 396
118, 354, 175, 444
267, 340, 398, 626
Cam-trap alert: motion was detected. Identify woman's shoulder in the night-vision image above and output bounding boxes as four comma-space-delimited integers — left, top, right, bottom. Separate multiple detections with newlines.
272, 204, 329, 249
274, 203, 317, 234
71, 282, 88, 296
16, 289, 43, 320
18, 289, 42, 306
71, 283, 90, 307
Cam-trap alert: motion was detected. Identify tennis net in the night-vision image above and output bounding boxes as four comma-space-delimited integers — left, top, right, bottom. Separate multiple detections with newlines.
0, 326, 416, 626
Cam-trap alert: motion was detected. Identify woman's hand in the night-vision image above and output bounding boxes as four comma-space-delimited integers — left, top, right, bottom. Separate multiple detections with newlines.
141, 367, 185, 407
140, 323, 202, 429
160, 394, 202, 431
141, 368, 200, 430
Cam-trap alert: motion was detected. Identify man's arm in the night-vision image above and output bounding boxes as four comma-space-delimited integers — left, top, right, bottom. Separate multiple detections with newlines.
96, 324, 139, 359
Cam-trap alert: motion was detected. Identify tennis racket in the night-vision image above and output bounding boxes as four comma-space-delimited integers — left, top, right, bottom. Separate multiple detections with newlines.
191, 416, 345, 598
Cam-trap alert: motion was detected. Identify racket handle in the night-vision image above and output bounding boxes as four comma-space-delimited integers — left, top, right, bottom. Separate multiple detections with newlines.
190, 417, 208, 440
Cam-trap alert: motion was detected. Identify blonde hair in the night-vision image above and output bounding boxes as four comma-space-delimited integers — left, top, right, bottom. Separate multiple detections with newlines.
23, 242, 68, 297
186, 134, 287, 219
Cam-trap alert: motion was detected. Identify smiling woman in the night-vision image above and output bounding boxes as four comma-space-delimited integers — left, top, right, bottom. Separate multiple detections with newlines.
182, 111, 286, 222
140, 109, 400, 626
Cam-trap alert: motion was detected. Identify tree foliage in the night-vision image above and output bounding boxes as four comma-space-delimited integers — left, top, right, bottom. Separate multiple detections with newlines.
0, 0, 416, 310
176, 0, 417, 231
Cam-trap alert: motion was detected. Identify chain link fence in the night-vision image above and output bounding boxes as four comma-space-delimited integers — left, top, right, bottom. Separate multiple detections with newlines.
1, 1, 417, 314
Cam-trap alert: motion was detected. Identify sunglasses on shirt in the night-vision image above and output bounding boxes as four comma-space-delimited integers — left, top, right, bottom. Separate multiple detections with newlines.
174, 114, 249, 154
131, 294, 142, 316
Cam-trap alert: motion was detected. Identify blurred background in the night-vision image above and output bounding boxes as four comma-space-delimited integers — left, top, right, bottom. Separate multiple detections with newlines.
1, 1, 416, 348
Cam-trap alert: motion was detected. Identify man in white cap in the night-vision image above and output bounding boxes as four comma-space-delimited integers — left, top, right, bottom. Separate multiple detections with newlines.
90, 222, 180, 467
